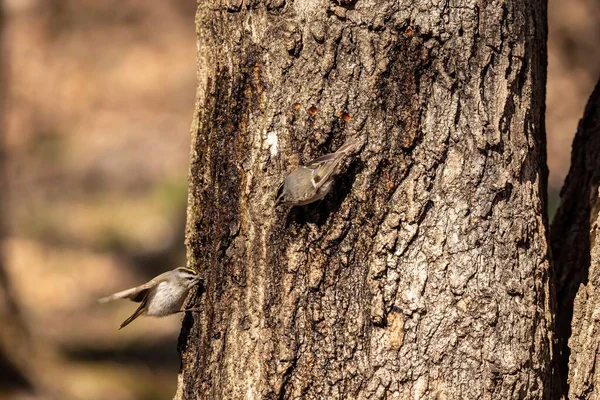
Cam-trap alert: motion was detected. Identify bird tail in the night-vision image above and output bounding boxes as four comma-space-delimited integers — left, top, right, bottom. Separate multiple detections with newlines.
334, 137, 362, 156
307, 137, 362, 166
119, 301, 146, 330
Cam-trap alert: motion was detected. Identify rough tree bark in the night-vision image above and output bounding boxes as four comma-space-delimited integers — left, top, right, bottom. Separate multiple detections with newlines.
177, 1, 553, 399
551, 80, 600, 399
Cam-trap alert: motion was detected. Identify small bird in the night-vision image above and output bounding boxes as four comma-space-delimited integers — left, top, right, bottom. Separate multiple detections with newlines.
99, 267, 202, 329
276, 137, 362, 207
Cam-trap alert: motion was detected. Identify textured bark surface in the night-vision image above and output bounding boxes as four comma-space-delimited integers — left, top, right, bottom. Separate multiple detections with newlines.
551, 80, 600, 399
177, 1, 552, 399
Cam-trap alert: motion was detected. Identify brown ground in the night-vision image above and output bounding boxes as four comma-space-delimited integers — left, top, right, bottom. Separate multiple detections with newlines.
0, 0, 598, 399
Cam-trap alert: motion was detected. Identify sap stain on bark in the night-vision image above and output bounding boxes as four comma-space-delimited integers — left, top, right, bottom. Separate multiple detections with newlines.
179, 44, 268, 397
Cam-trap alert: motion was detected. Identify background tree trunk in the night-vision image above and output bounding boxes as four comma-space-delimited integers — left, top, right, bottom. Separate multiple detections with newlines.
551, 80, 600, 399
177, 1, 552, 399
0, 2, 34, 394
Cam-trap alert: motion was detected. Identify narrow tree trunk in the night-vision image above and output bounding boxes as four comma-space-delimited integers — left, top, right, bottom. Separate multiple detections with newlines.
551, 80, 600, 399
0, 3, 33, 393
177, 1, 552, 398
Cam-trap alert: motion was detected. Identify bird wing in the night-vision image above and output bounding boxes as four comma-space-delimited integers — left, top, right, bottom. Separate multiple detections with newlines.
310, 159, 342, 189
307, 138, 361, 190
98, 279, 160, 303
119, 298, 147, 329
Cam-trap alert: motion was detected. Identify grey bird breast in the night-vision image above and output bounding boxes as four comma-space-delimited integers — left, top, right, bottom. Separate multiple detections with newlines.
145, 282, 191, 317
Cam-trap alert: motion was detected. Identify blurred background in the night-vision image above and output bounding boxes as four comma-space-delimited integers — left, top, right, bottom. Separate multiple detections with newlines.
0, 0, 598, 399
0, 0, 195, 399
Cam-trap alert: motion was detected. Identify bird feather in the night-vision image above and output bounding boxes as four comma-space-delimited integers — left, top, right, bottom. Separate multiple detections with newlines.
98, 279, 161, 303
119, 298, 148, 329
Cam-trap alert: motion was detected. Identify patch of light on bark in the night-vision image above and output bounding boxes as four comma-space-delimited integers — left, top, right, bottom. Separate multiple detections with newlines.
266, 130, 278, 156
246, 387, 257, 400
294, 0, 320, 16
413, 375, 429, 399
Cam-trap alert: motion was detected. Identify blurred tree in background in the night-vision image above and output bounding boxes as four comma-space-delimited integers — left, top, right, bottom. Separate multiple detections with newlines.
0, 3, 34, 397
546, 0, 600, 216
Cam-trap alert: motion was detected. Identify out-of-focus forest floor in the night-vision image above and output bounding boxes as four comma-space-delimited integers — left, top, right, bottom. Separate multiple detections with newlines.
0, 0, 598, 399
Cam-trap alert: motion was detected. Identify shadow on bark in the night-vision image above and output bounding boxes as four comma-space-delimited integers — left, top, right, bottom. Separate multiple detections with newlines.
551, 79, 600, 397
177, 281, 204, 356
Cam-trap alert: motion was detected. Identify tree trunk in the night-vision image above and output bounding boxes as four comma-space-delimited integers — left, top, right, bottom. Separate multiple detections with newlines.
0, 2, 34, 394
551, 80, 600, 399
177, 1, 552, 399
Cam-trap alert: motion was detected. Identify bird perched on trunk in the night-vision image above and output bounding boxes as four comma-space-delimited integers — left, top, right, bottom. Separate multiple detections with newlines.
98, 267, 202, 329
276, 137, 362, 207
